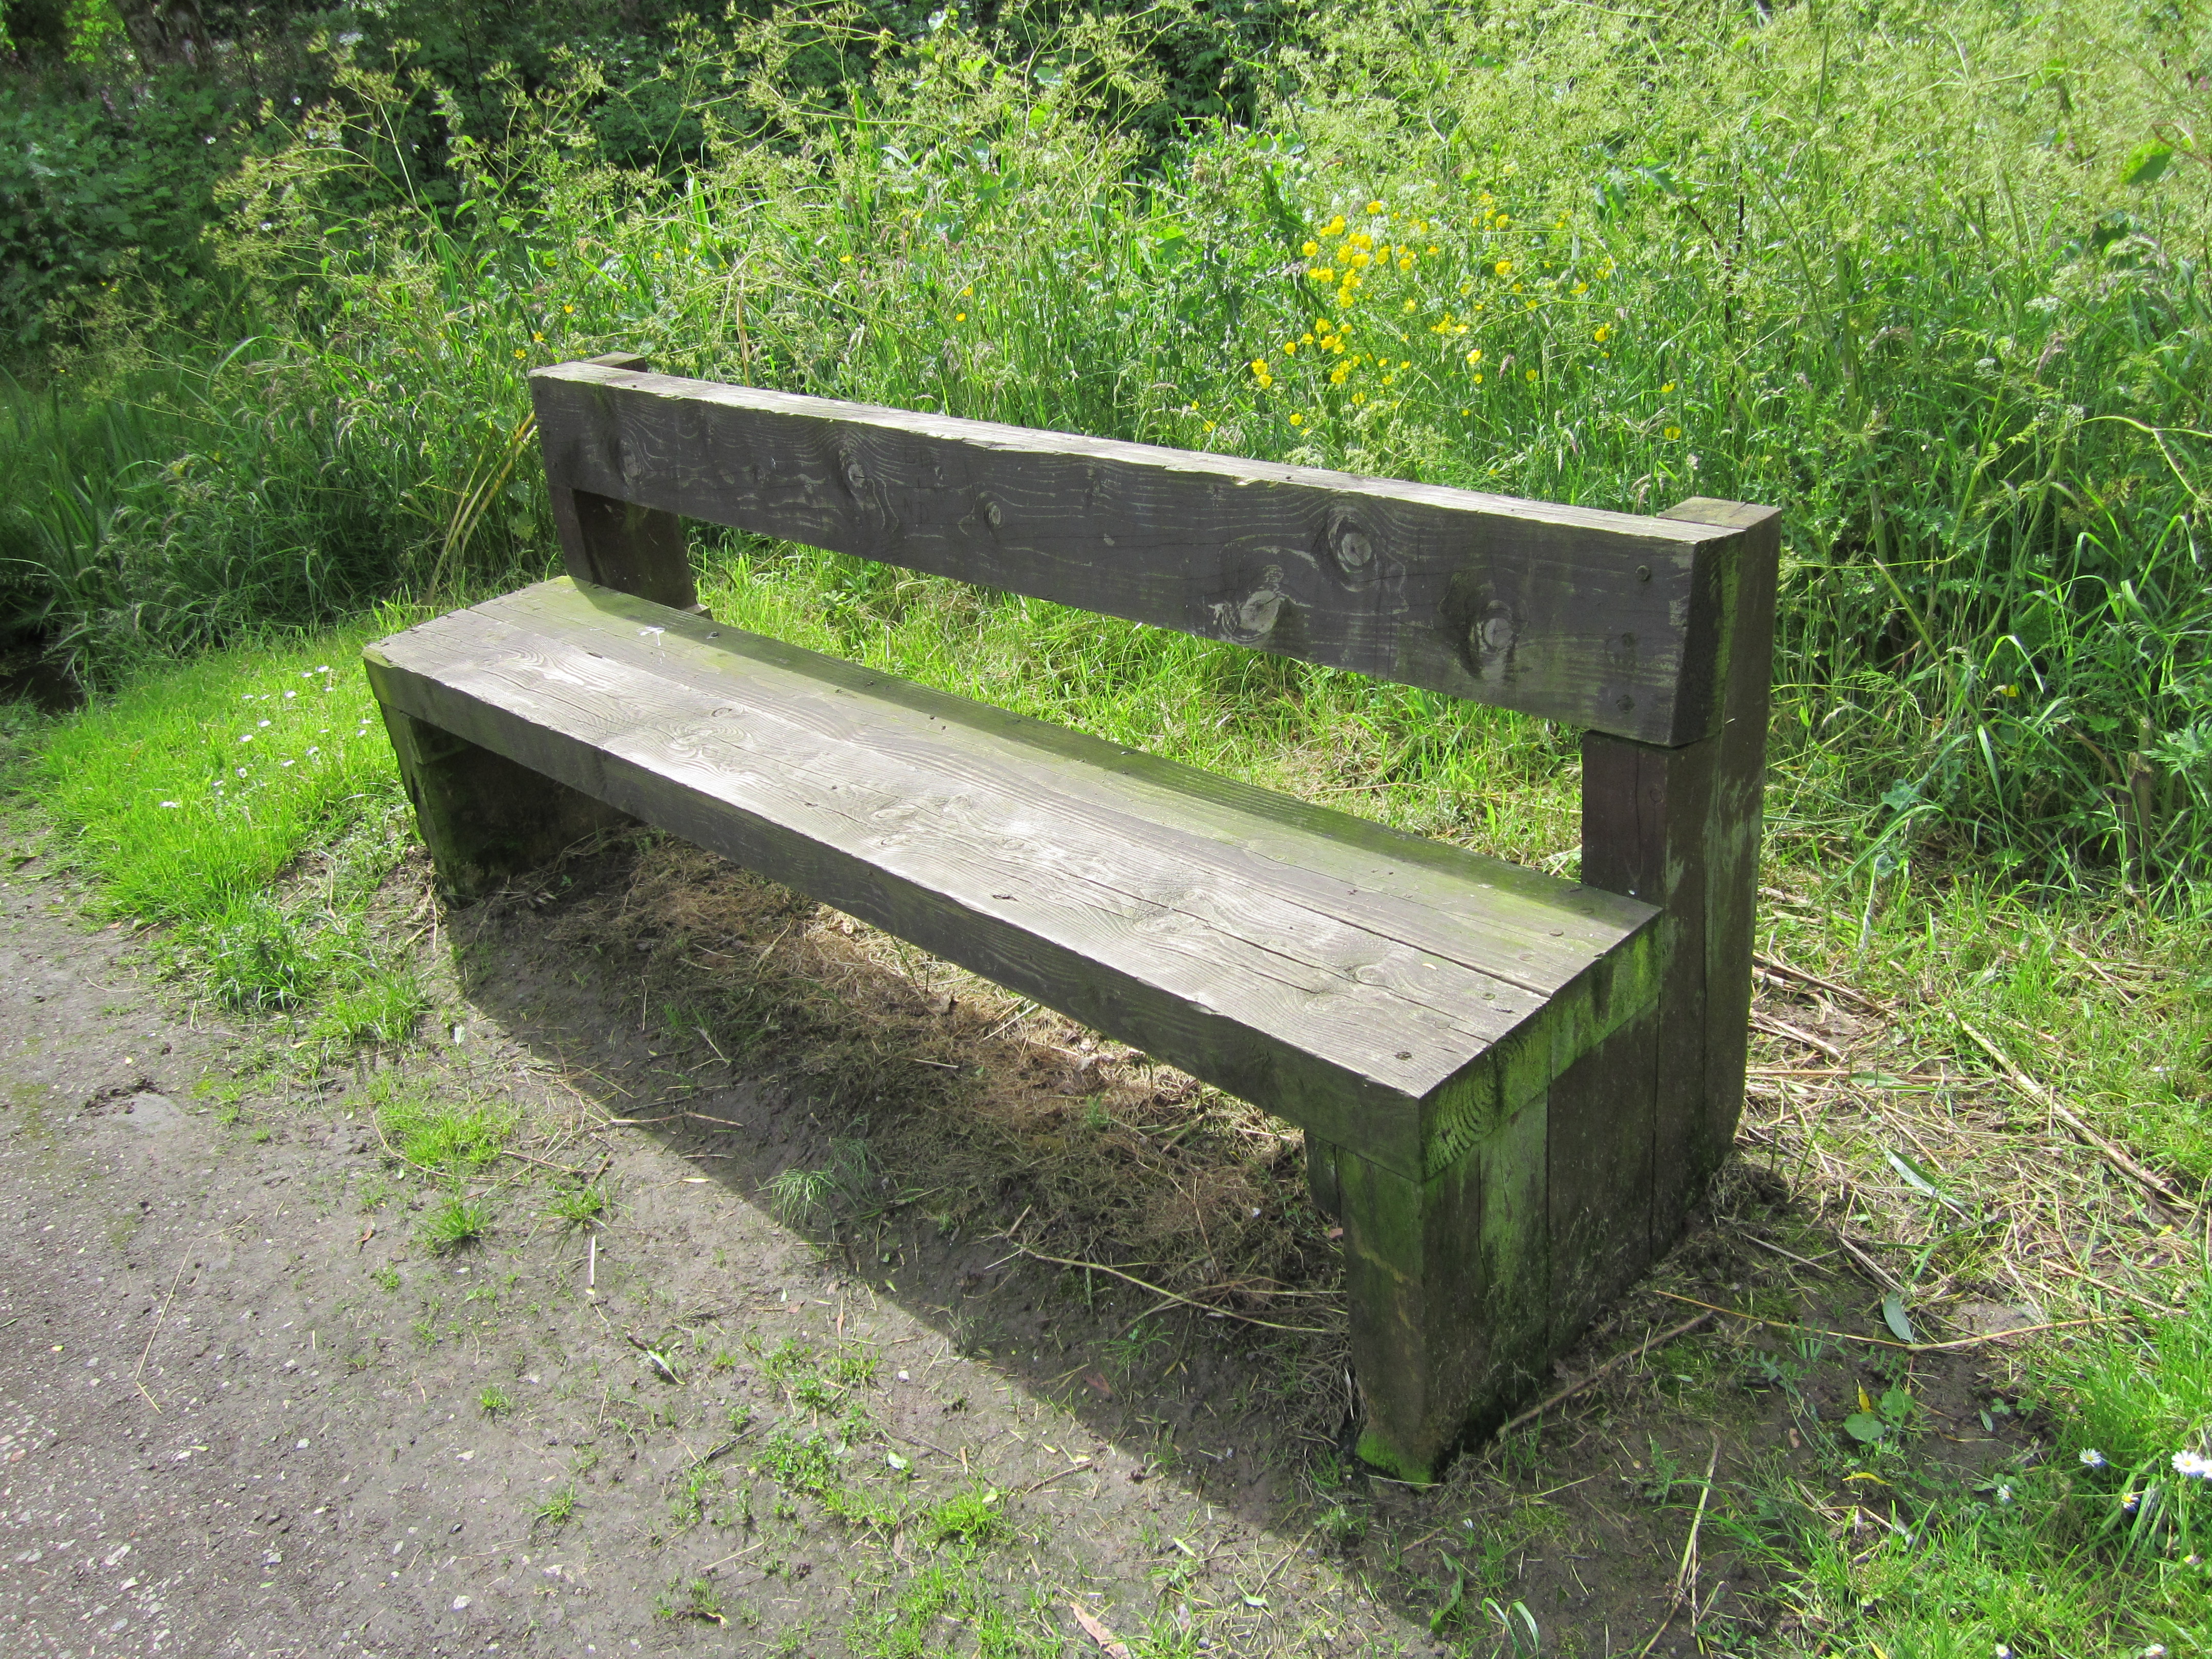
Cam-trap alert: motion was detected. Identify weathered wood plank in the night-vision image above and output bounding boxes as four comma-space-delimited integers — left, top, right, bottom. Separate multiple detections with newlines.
529, 361, 1761, 744
1579, 497, 1779, 1240
488, 579, 1654, 995
365, 581, 1662, 1181
1545, 1005, 1657, 1349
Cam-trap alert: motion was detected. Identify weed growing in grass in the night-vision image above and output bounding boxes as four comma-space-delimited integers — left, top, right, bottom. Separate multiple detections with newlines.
846, 1555, 1041, 1658
478, 1386, 511, 1417
421, 1194, 492, 1253
759, 1424, 842, 1499
767, 1135, 874, 1229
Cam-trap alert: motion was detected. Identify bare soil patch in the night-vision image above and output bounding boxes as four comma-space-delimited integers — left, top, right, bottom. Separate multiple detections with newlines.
1, 825, 2051, 1657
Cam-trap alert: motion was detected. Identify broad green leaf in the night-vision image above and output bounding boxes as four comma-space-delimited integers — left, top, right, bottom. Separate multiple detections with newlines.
1883, 1293, 1917, 1344
2122, 140, 2173, 187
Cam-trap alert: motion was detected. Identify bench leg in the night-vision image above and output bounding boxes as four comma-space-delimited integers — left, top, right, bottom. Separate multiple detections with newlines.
1338, 1103, 1548, 1484
374, 703, 633, 902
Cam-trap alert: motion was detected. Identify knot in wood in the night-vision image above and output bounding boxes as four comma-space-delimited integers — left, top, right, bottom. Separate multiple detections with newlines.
1471, 602, 1516, 658
841, 456, 867, 491
984, 499, 1004, 530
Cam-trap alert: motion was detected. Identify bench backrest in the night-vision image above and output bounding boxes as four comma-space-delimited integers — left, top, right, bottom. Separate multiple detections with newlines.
529, 355, 1764, 747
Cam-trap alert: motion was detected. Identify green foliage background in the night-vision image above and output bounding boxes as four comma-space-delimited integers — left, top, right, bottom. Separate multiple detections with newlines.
2, 0, 2207, 900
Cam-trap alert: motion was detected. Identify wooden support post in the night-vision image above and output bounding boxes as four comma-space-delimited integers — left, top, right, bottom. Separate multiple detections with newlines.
537, 352, 697, 612
1307, 1134, 1343, 1221
1544, 1004, 1659, 1348
367, 667, 632, 902
1578, 498, 1780, 1244
1338, 1103, 1549, 1484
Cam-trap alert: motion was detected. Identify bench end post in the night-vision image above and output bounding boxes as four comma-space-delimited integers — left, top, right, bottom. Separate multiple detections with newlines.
534, 353, 698, 612
1578, 498, 1780, 1245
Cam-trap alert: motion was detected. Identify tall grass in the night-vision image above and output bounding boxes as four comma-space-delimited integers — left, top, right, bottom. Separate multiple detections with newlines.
7, 0, 2208, 895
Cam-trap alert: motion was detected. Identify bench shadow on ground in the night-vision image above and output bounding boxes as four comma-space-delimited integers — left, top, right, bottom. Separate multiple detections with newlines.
448, 830, 2033, 1652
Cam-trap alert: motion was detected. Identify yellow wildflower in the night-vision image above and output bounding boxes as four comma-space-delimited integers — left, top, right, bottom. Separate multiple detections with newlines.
1572, 282, 1588, 295
1329, 365, 1349, 385
1350, 231, 1374, 250
1300, 333, 1314, 346
562, 304, 575, 314
1398, 256, 1415, 271
955, 312, 966, 322
1665, 426, 1682, 439
1662, 380, 1676, 392
513, 348, 526, 359
840, 253, 854, 264
1302, 240, 1320, 258
1310, 267, 1334, 282
1466, 349, 1483, 365
1472, 374, 1483, 385
1403, 299, 1418, 312
1494, 260, 1513, 276
1251, 358, 1269, 375
1288, 412, 1305, 426
532, 331, 544, 342
1349, 250, 1371, 269
1323, 215, 1346, 236
961, 286, 973, 297
1366, 200, 1384, 214
1593, 324, 1611, 344
1526, 369, 1539, 382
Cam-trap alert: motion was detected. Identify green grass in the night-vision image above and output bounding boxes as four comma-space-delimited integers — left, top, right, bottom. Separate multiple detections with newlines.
1724, 1279, 2212, 1653
7, 0, 2206, 891
420, 1193, 494, 1253
28, 621, 423, 1026
371, 1076, 518, 1175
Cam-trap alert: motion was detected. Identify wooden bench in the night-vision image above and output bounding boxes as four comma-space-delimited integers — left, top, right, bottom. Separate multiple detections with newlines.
364, 352, 1779, 1482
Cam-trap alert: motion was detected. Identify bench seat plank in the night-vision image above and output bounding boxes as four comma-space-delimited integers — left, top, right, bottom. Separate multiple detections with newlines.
367, 579, 1660, 1181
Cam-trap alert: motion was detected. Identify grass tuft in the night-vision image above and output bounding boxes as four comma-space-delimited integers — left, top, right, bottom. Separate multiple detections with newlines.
420, 1194, 493, 1253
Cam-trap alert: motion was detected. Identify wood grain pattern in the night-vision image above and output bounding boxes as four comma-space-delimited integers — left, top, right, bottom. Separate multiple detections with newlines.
1339, 1100, 1551, 1482
529, 361, 1761, 745
365, 578, 1662, 1181
544, 354, 697, 610
1580, 497, 1779, 1242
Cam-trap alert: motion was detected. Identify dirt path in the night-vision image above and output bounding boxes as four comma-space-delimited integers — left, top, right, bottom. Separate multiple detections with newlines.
0, 828, 2033, 1657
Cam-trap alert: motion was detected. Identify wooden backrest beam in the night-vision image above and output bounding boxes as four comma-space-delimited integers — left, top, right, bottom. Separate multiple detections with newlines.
530, 360, 1762, 745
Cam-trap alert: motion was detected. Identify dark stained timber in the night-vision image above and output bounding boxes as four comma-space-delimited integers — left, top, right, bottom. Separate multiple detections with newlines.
529, 362, 1757, 744
1580, 498, 1780, 1241
366, 578, 1661, 1185
370, 348, 1780, 1488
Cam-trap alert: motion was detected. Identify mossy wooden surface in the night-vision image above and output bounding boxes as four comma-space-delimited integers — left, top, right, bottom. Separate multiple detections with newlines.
366, 363, 1778, 1482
